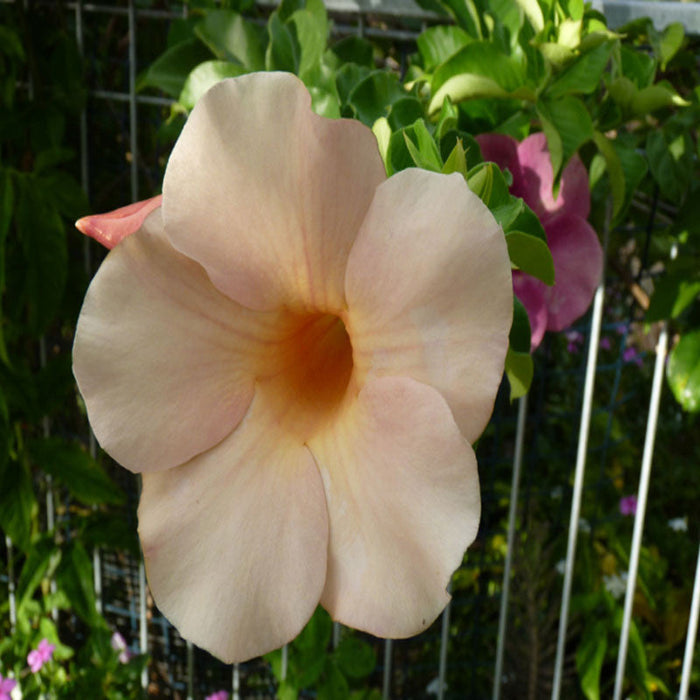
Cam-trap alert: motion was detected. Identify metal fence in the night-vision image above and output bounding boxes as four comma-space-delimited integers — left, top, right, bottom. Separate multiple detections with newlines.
3, 0, 700, 697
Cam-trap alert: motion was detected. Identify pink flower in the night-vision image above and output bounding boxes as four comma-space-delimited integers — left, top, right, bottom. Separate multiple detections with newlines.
110, 631, 132, 663
477, 133, 604, 349
27, 638, 55, 673
0, 674, 17, 700
205, 692, 229, 700
619, 495, 637, 516
72, 73, 513, 663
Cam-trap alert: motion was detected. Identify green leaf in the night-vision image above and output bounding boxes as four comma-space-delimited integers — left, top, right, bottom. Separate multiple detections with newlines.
137, 39, 213, 97
667, 330, 700, 412
537, 95, 593, 181
515, 0, 544, 32
592, 131, 625, 219
38, 171, 89, 221
194, 11, 265, 70
295, 607, 332, 657
265, 12, 299, 73
467, 162, 511, 209
372, 117, 391, 173
29, 437, 125, 506
81, 510, 140, 555
318, 660, 350, 700
429, 42, 535, 114
178, 60, 246, 111
55, 541, 102, 625
441, 138, 467, 176
576, 620, 607, 700
506, 231, 555, 284
646, 270, 700, 322
15, 177, 68, 334
403, 120, 443, 172
505, 346, 533, 400
506, 203, 547, 241
334, 636, 376, 679
631, 84, 689, 117
646, 128, 694, 204
387, 97, 424, 131
347, 71, 406, 126
329, 36, 374, 68
610, 136, 647, 224
510, 296, 532, 354
417, 25, 472, 71
304, 60, 341, 118
291, 4, 328, 79
547, 41, 613, 99
655, 22, 684, 71
17, 534, 61, 611
619, 44, 656, 89
0, 458, 37, 552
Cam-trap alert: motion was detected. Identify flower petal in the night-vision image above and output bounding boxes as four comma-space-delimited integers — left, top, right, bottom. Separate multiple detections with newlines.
138, 393, 328, 663
308, 376, 480, 638
516, 133, 590, 221
73, 208, 285, 473
75, 195, 162, 249
475, 133, 521, 184
543, 213, 603, 331
163, 73, 386, 312
512, 272, 548, 350
345, 168, 512, 443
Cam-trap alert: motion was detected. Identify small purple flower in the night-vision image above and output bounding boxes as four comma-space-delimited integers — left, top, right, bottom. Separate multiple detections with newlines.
599, 336, 611, 350
27, 638, 55, 673
111, 631, 132, 664
205, 692, 229, 700
623, 346, 643, 367
619, 495, 637, 516
0, 674, 17, 700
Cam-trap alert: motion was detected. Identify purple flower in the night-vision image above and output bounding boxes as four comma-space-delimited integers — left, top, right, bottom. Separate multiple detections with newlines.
477, 133, 603, 349
619, 495, 637, 516
566, 330, 584, 352
110, 631, 132, 664
205, 692, 229, 700
599, 337, 611, 350
0, 674, 17, 700
27, 638, 55, 673
623, 347, 643, 367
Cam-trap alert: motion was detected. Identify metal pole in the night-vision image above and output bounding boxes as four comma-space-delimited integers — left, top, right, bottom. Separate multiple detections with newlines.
551, 282, 605, 699
612, 326, 668, 700
679, 544, 700, 700
493, 394, 528, 700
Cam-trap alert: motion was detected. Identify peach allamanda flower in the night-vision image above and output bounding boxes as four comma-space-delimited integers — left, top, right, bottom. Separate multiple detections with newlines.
477, 133, 603, 349
72, 73, 513, 663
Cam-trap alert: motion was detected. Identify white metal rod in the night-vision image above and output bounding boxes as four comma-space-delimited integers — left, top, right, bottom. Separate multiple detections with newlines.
138, 560, 148, 690
382, 638, 393, 700
493, 393, 528, 700
6, 536, 16, 631
186, 641, 194, 700
679, 543, 700, 700
281, 644, 288, 681
437, 596, 451, 700
551, 281, 605, 699
333, 621, 341, 648
232, 663, 240, 700
612, 325, 668, 700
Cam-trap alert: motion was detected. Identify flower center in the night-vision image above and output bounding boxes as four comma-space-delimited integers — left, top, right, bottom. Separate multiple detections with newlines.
260, 312, 354, 440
